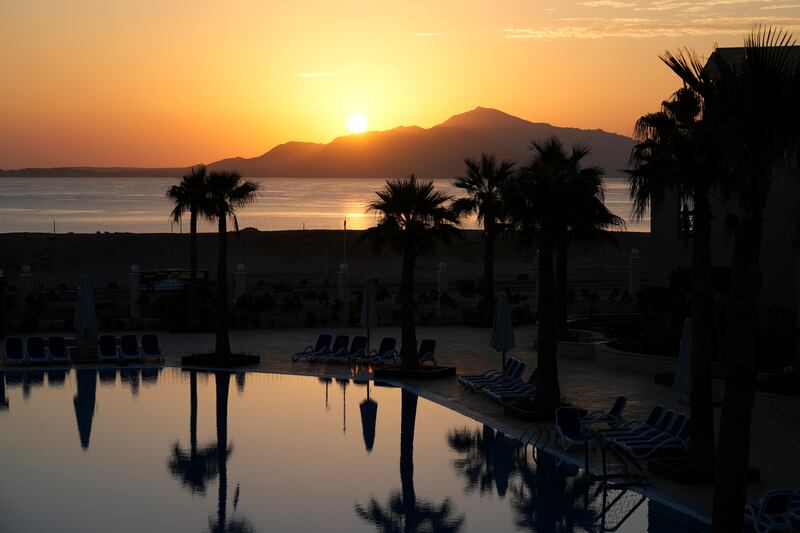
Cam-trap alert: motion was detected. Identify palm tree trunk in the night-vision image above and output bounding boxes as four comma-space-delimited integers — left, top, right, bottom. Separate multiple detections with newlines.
483, 226, 496, 325
535, 230, 561, 413
400, 389, 418, 532
688, 190, 716, 472
216, 214, 231, 359
215, 372, 230, 533
555, 230, 569, 341
400, 238, 419, 372
712, 214, 761, 533
189, 209, 198, 329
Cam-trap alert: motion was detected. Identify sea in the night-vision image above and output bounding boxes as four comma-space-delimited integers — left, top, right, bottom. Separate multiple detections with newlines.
0, 177, 648, 233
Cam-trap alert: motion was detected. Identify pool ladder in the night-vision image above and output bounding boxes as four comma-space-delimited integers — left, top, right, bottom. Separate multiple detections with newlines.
518, 424, 550, 449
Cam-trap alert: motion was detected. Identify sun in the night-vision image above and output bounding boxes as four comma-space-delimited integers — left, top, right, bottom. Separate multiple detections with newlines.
347, 113, 368, 134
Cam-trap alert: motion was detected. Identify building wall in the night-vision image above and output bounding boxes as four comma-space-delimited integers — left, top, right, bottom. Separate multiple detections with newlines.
649, 168, 799, 331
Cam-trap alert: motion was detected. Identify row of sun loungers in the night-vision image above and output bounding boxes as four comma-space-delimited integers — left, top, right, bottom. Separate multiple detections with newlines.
3, 334, 163, 364
96, 334, 164, 363
458, 357, 539, 405
3, 336, 70, 364
291, 334, 437, 366
555, 402, 691, 460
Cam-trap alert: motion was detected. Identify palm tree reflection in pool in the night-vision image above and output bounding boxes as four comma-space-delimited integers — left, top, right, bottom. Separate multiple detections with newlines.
167, 371, 253, 532
206, 372, 255, 533
447, 425, 595, 531
168, 370, 224, 494
447, 424, 523, 497
354, 390, 465, 532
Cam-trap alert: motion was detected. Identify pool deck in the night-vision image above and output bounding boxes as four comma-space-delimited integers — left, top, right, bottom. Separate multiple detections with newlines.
5, 325, 799, 522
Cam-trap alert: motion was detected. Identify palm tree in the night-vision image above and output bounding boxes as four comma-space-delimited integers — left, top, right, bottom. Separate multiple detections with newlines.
554, 147, 623, 340
166, 165, 209, 328
205, 171, 259, 360
354, 390, 464, 532
363, 175, 460, 372
506, 137, 586, 413
628, 85, 718, 473
451, 154, 515, 324
664, 28, 800, 532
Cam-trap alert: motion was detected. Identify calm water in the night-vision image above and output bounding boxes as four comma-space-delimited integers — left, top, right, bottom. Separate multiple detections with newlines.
0, 177, 648, 234
0, 368, 705, 532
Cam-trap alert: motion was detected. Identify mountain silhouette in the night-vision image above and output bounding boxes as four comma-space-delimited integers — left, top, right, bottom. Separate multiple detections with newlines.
1, 107, 634, 179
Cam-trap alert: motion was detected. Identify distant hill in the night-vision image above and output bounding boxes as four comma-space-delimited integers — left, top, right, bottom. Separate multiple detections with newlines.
1, 107, 634, 179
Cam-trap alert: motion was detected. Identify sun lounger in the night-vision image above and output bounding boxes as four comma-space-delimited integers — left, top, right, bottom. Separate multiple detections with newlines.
47, 336, 70, 363
608, 410, 674, 446
120, 334, 142, 361
745, 489, 795, 533
26, 337, 48, 364
459, 358, 518, 387
97, 335, 120, 362
293, 334, 331, 362
457, 358, 518, 386
617, 417, 690, 459
484, 369, 539, 402
141, 334, 164, 361
342, 336, 367, 360
458, 357, 517, 387
4, 337, 26, 365
582, 396, 627, 426
596, 405, 664, 439
417, 339, 437, 366
312, 335, 350, 362
790, 490, 800, 524
354, 337, 397, 364
556, 406, 588, 450
484, 367, 538, 394
467, 360, 526, 391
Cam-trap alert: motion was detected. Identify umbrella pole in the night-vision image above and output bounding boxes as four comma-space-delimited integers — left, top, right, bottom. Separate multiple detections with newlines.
503, 351, 506, 371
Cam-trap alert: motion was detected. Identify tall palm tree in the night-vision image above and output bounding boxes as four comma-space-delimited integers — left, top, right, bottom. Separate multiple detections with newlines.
628, 85, 718, 473
363, 175, 460, 372
506, 137, 589, 413
354, 390, 464, 532
451, 154, 515, 324
665, 28, 800, 532
205, 171, 259, 360
166, 165, 209, 328
554, 147, 623, 340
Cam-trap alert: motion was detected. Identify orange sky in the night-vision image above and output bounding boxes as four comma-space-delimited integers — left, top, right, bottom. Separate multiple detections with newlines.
1, 0, 799, 169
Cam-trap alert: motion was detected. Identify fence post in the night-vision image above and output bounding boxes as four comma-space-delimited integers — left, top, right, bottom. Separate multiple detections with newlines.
338, 262, 349, 324
234, 264, 247, 302
628, 249, 641, 297
129, 264, 141, 327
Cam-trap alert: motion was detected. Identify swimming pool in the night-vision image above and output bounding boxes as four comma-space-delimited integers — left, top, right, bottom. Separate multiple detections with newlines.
0, 368, 708, 532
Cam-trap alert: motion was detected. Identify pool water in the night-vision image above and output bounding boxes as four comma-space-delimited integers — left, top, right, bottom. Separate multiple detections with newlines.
0, 368, 707, 532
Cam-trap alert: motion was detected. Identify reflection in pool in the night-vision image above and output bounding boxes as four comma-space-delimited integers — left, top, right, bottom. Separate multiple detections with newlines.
0, 368, 708, 532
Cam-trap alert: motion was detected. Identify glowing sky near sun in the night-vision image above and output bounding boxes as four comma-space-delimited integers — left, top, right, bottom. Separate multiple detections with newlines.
1, 0, 799, 168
